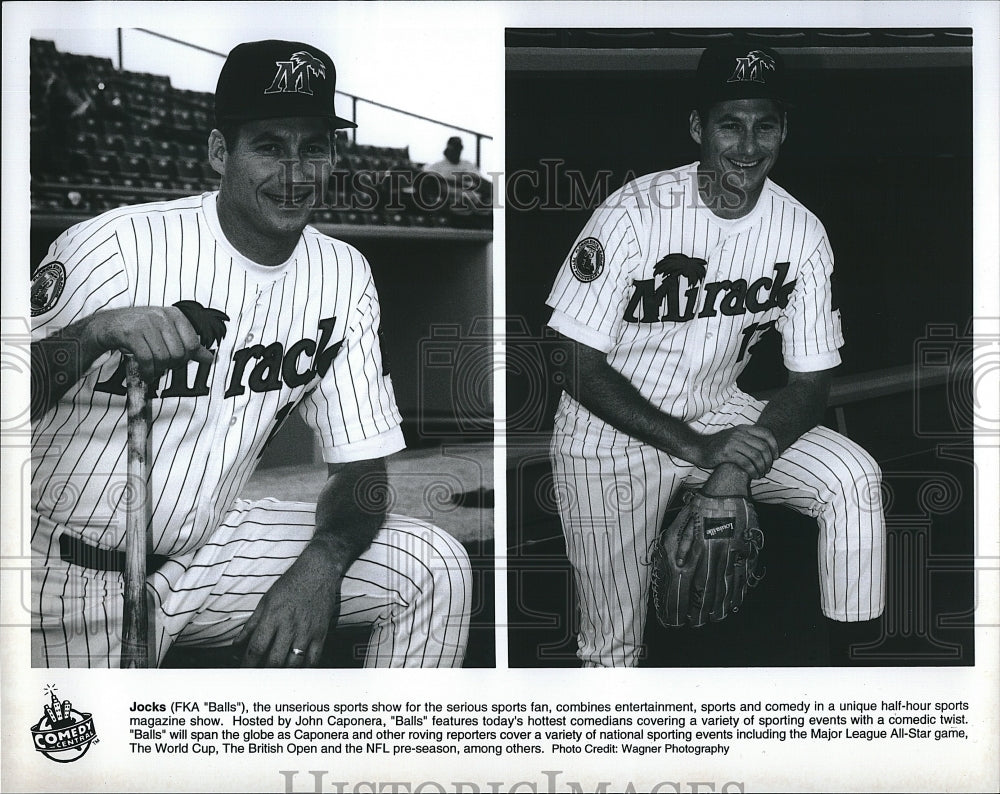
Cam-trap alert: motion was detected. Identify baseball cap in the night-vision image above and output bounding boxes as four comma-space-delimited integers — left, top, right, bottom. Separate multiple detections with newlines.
446, 136, 464, 148
214, 39, 357, 129
695, 44, 787, 107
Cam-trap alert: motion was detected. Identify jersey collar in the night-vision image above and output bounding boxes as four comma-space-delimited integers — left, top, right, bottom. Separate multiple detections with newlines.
690, 162, 774, 233
201, 192, 301, 278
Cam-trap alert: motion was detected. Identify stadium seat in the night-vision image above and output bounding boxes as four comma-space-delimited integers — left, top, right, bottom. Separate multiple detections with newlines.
147, 157, 176, 179
72, 116, 103, 135
118, 176, 144, 192
119, 155, 149, 178
101, 133, 126, 153
90, 153, 121, 176
172, 108, 194, 131
103, 119, 131, 136
71, 131, 98, 152
150, 139, 178, 158
175, 158, 202, 180
123, 136, 151, 156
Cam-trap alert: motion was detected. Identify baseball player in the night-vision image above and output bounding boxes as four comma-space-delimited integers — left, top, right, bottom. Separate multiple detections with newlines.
30, 40, 471, 668
546, 44, 885, 667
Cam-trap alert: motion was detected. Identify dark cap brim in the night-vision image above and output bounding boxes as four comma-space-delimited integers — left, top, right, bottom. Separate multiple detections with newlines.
215, 112, 357, 130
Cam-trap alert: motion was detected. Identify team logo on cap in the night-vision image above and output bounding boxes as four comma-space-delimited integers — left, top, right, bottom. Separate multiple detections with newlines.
727, 50, 776, 84
570, 237, 605, 283
264, 50, 326, 96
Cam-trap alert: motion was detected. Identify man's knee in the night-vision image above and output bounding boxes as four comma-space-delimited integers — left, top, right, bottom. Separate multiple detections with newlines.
844, 442, 882, 506
818, 433, 883, 516
385, 519, 471, 615
419, 526, 472, 615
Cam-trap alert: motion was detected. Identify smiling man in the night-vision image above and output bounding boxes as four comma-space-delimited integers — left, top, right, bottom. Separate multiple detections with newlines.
545, 44, 886, 667
30, 40, 471, 668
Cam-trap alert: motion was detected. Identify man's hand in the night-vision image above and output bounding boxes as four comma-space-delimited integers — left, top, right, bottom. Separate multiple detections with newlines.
236, 458, 389, 668
690, 425, 779, 480
236, 538, 345, 668
557, 334, 778, 476
32, 305, 215, 421
88, 306, 214, 382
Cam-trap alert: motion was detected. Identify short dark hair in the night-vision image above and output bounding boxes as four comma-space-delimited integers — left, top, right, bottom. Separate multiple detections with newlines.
695, 99, 786, 128
215, 120, 337, 152
217, 121, 243, 149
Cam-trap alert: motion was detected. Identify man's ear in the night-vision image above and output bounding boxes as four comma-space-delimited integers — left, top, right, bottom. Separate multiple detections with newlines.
781, 113, 788, 145
207, 129, 227, 177
689, 110, 703, 146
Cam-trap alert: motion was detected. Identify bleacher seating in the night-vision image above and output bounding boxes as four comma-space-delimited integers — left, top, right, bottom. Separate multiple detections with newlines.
30, 38, 488, 229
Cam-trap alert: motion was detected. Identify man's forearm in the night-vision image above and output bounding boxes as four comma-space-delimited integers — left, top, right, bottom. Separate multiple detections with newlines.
559, 336, 703, 460
310, 457, 389, 575
754, 370, 832, 454
704, 369, 832, 495
31, 317, 107, 421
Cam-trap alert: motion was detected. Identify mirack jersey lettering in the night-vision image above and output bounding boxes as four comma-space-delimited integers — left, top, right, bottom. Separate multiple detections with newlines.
31, 192, 403, 558
547, 162, 844, 427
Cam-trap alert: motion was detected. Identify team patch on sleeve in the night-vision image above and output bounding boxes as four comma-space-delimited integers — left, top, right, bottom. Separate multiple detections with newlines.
570, 237, 605, 283
30, 261, 67, 316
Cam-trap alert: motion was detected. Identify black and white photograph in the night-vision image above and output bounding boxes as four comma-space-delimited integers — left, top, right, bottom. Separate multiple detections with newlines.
25, 29, 494, 673
1, 2, 997, 793
506, 27, 977, 669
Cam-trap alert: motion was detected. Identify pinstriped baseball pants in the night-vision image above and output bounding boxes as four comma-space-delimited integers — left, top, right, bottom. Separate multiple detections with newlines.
32, 505, 471, 668
550, 390, 886, 668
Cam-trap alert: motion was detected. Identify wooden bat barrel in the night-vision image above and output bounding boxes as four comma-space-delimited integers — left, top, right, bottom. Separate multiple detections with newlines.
121, 354, 154, 668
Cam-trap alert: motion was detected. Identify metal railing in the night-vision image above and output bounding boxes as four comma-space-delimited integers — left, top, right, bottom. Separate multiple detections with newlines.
120, 28, 493, 167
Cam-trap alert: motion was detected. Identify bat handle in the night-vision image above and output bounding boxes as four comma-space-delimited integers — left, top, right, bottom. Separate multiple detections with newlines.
121, 354, 154, 668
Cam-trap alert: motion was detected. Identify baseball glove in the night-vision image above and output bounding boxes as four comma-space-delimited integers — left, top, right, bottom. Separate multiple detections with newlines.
651, 490, 765, 628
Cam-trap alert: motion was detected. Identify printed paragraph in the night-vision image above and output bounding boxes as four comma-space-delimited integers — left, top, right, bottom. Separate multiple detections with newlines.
125, 698, 972, 758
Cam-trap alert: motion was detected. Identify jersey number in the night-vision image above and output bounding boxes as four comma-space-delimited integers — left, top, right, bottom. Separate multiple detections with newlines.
737, 320, 776, 363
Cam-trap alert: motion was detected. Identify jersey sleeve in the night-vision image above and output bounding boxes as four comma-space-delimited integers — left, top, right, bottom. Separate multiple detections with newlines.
776, 225, 844, 372
31, 214, 132, 342
299, 259, 405, 464
545, 197, 640, 353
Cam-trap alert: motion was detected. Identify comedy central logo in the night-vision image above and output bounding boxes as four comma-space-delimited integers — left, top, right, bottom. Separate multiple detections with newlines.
31, 685, 99, 763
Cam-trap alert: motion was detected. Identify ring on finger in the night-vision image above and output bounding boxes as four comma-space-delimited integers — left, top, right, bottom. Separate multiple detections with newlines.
290, 648, 305, 657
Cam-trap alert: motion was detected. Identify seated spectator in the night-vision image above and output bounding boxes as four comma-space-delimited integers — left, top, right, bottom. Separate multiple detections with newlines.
422, 136, 491, 216
423, 136, 480, 180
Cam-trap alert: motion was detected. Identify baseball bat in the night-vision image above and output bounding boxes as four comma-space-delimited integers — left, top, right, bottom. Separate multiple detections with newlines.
121, 353, 155, 668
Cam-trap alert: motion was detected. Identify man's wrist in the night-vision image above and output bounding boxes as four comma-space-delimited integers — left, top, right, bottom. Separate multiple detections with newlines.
74, 312, 110, 363
671, 426, 703, 465
703, 463, 751, 496
303, 534, 351, 580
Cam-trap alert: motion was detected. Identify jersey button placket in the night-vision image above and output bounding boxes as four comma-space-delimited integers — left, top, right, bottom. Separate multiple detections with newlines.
686, 240, 726, 408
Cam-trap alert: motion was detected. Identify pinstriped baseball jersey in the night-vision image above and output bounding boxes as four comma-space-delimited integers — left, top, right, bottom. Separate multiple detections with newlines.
547, 161, 844, 433
31, 191, 404, 561
546, 161, 884, 667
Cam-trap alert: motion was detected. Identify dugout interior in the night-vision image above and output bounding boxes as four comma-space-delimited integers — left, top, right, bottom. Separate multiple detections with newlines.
505, 29, 976, 667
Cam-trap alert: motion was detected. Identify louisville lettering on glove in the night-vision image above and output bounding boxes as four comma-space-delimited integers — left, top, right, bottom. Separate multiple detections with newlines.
651, 490, 765, 628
